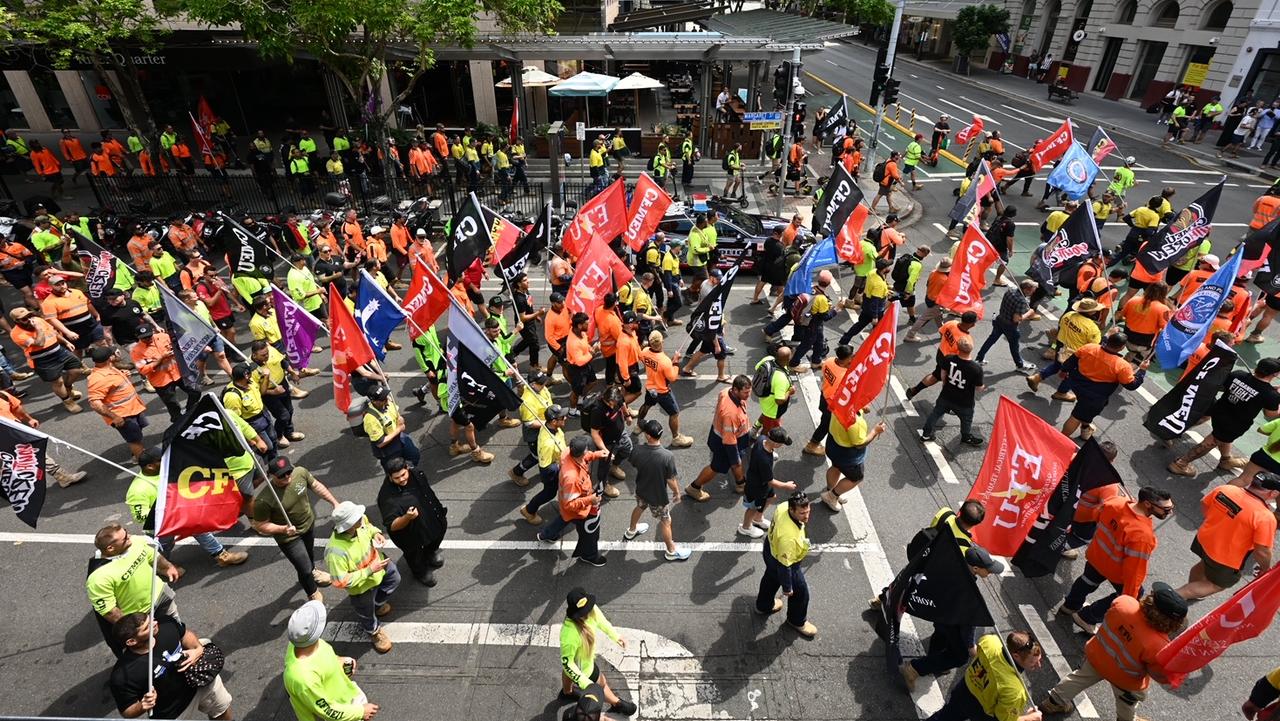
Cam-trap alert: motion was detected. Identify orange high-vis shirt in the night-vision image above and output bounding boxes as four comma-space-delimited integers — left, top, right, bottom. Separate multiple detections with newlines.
127, 234, 153, 271
1085, 497, 1156, 597
842, 150, 862, 175
433, 133, 449, 159
595, 307, 622, 357
566, 331, 593, 367
544, 307, 571, 351
1073, 344, 1136, 385
408, 147, 428, 176
87, 365, 147, 424
10, 317, 62, 364
1073, 482, 1130, 523
343, 221, 367, 252
712, 389, 750, 444
365, 237, 388, 264
939, 320, 970, 357
925, 268, 949, 301
90, 152, 116, 176
1251, 194, 1280, 230
0, 391, 26, 422
1129, 256, 1164, 285
615, 333, 641, 379
1120, 298, 1171, 336
390, 225, 411, 255
640, 349, 677, 393
30, 148, 61, 176
781, 224, 799, 248
170, 142, 192, 159
0, 242, 32, 271
180, 258, 211, 290
168, 224, 199, 252
1084, 595, 1167, 692
40, 289, 92, 323
59, 137, 87, 162
102, 138, 126, 161
410, 241, 438, 273
138, 150, 158, 176
820, 357, 845, 400
450, 282, 474, 316
131, 333, 181, 387
1197, 484, 1277, 570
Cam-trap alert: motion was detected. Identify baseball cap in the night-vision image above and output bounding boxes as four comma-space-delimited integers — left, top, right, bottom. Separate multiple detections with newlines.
48, 274, 68, 285
415, 228, 428, 237
529, 370, 548, 385
135, 324, 155, 338
269, 456, 294, 477
1149, 581, 1188, 619
1251, 471, 1280, 492
1200, 254, 1220, 269
369, 225, 387, 235
549, 292, 566, 303
639, 418, 664, 438
965, 546, 1006, 574
709, 268, 724, 279
621, 310, 638, 324
544, 404, 568, 421
1124, 155, 1136, 165
566, 587, 596, 620
89, 345, 117, 363
368, 384, 390, 401
766, 428, 793, 446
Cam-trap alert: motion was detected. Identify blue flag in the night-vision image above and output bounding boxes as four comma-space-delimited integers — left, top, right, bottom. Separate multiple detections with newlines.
1155, 246, 1243, 368
1046, 142, 1100, 201
356, 270, 407, 361
785, 236, 838, 296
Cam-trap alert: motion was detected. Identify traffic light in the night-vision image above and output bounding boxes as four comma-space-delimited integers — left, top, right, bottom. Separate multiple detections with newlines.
870, 63, 890, 106
882, 78, 901, 105
773, 62, 791, 105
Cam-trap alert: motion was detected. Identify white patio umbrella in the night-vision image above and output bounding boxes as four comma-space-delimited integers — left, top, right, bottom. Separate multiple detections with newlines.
549, 71, 621, 128
612, 72, 665, 129
495, 66, 562, 88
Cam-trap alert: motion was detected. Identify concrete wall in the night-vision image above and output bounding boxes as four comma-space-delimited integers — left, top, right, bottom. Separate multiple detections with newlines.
1225, 0, 1280, 95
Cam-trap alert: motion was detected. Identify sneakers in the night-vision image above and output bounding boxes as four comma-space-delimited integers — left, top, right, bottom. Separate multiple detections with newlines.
214, 549, 248, 567
899, 661, 919, 691
299, 367, 321, 377
609, 699, 638, 716
370, 628, 392, 654
375, 602, 393, 618
1246, 333, 1266, 344
685, 484, 710, 502
576, 555, 607, 567
509, 467, 530, 487
1019, 362, 1038, 372
665, 548, 692, 561
54, 469, 87, 487
670, 434, 694, 449
1051, 391, 1077, 402
789, 621, 818, 638
412, 385, 428, 405
754, 518, 772, 530
471, 448, 495, 464
961, 435, 985, 447
1037, 694, 1074, 715
737, 524, 766, 538
312, 569, 332, 586
1167, 459, 1196, 477
1025, 373, 1042, 392
519, 506, 543, 525
277, 437, 291, 448
623, 523, 650, 540
603, 483, 621, 498
609, 465, 627, 481
819, 490, 842, 512
904, 332, 922, 342
289, 387, 310, 399
10, 371, 32, 381
448, 442, 472, 456
802, 441, 825, 456
288, 432, 306, 442
920, 431, 936, 442
496, 417, 521, 429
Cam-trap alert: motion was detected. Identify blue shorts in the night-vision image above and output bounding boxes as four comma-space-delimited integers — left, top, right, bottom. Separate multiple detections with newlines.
824, 437, 867, 481
644, 390, 680, 416
114, 413, 150, 444
707, 433, 747, 474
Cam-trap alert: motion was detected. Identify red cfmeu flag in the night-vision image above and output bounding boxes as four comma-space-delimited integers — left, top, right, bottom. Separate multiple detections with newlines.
966, 396, 1077, 556
188, 112, 214, 160
402, 258, 451, 339
484, 206, 524, 262
828, 302, 898, 425
1156, 564, 1280, 688
1030, 119, 1074, 172
567, 238, 634, 336
154, 394, 247, 539
622, 173, 673, 251
954, 115, 985, 146
329, 284, 375, 413
509, 96, 519, 145
835, 204, 870, 264
937, 223, 999, 318
562, 179, 627, 258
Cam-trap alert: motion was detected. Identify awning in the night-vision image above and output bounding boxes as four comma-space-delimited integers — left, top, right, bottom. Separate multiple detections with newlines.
387, 31, 821, 63
698, 8, 861, 45
609, 0, 727, 32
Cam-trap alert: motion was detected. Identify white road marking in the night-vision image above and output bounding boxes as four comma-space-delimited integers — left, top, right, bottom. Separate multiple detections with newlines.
923, 442, 961, 484
325, 621, 722, 720
890, 376, 918, 416
1136, 386, 1159, 405
1162, 180, 1196, 185
936, 98, 1001, 126
1018, 605, 1099, 718
910, 74, 919, 79
999, 104, 1064, 125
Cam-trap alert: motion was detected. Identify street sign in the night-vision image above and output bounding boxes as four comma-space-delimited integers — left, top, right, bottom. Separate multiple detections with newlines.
575, 122, 585, 141
744, 111, 783, 130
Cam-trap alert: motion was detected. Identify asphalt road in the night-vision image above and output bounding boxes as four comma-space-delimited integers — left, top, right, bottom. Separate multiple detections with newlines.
1, 43, 1279, 721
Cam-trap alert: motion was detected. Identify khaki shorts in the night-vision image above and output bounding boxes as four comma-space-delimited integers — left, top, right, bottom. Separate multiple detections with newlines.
186, 675, 232, 719
636, 498, 671, 520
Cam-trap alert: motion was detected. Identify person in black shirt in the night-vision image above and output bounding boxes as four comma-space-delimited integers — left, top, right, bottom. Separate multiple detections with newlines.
312, 243, 357, 300
109, 612, 232, 720
508, 272, 544, 368
99, 288, 155, 346
740, 427, 798, 539
930, 115, 951, 155
987, 206, 1018, 288
975, 279, 1038, 371
1169, 358, 1280, 478
587, 386, 633, 498
916, 337, 986, 446
751, 227, 788, 304
377, 457, 448, 586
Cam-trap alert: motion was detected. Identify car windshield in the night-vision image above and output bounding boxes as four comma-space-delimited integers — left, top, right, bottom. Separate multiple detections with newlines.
716, 204, 762, 235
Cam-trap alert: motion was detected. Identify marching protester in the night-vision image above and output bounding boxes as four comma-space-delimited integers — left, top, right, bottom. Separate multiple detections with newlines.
926, 632, 1043, 721
283, 601, 380, 721
685, 375, 753, 502
559, 588, 638, 716
756, 491, 817, 638
538, 435, 610, 567
626, 419, 691, 561
1177, 473, 1280, 600
378, 457, 448, 587
252, 457, 340, 602
908, 337, 987, 446
1167, 358, 1280, 477
109, 612, 233, 720
325, 501, 400, 653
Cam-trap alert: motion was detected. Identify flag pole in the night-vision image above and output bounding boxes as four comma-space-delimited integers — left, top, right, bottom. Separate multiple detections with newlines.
156, 284, 253, 364
0, 416, 137, 476
146, 540, 160, 710
207, 393, 292, 528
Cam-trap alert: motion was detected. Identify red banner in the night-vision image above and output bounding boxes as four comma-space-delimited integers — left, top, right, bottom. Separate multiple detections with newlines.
955, 115, 985, 146
1156, 564, 1280, 687
966, 396, 1077, 556
329, 284, 375, 413
622, 173, 673, 251
562, 179, 627, 258
567, 238, 634, 336
488, 210, 524, 262
402, 258, 451, 338
829, 303, 897, 425
188, 112, 214, 161
835, 204, 870, 264
937, 223, 999, 318
1030, 119, 1074, 173
509, 97, 519, 146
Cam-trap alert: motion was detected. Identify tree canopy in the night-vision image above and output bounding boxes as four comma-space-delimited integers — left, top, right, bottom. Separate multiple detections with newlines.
953, 4, 1011, 57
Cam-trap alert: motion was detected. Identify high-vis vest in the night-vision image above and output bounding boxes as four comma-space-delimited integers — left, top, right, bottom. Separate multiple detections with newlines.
1084, 595, 1165, 692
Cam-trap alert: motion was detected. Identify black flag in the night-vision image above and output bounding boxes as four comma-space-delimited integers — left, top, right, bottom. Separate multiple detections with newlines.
1144, 338, 1238, 441
814, 96, 850, 138
216, 213, 275, 279
527, 201, 553, 260
159, 286, 219, 389
811, 165, 861, 239
68, 227, 130, 301
1136, 179, 1224, 275
450, 340, 520, 429
447, 192, 493, 284
880, 528, 994, 674
496, 220, 539, 284
1011, 438, 1123, 578
1251, 219, 1280, 294
0, 417, 48, 528
687, 264, 740, 338
1028, 202, 1103, 291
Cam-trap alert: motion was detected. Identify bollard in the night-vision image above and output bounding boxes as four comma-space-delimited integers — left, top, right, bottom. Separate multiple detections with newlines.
910, 110, 917, 134
894, 103, 902, 124
964, 138, 978, 163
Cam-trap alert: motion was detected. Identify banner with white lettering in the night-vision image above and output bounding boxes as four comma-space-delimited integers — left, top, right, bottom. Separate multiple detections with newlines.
828, 302, 898, 425
1144, 339, 1237, 441
1136, 178, 1224, 276
936, 222, 999, 318
811, 165, 861, 239
966, 396, 1078, 556
1029, 119, 1074, 173
0, 416, 48, 529
622, 173, 673, 251
1028, 202, 1103, 292
216, 213, 275, 279
1155, 245, 1242, 367
447, 193, 493, 283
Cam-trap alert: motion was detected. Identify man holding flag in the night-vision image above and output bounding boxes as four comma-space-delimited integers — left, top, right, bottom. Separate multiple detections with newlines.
1058, 334, 1150, 441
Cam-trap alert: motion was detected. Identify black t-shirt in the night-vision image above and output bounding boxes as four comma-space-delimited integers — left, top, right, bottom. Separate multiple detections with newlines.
313, 257, 349, 298
99, 299, 148, 344
935, 355, 983, 408
1212, 371, 1280, 425
513, 291, 536, 332
744, 435, 777, 501
109, 617, 196, 719
589, 401, 626, 444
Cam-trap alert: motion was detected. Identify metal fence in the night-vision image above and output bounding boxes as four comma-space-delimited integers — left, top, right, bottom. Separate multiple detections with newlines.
85, 172, 546, 221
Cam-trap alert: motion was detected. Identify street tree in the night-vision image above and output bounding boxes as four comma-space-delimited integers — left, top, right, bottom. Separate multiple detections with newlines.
952, 4, 1011, 74
835, 0, 895, 27
182, 0, 562, 137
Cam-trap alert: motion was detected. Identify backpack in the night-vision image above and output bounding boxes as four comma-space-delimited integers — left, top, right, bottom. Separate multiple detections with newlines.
647, 154, 658, 171
866, 225, 884, 249
891, 254, 914, 287
905, 510, 954, 561
789, 292, 812, 327
721, 154, 732, 171
752, 358, 778, 398
578, 391, 601, 432
872, 161, 887, 184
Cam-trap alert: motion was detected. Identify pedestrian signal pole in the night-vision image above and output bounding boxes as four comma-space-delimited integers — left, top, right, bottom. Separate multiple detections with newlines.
868, 0, 906, 169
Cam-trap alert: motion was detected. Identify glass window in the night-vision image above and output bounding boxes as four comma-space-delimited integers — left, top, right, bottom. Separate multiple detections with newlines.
79, 71, 124, 128
1152, 1, 1180, 28
1116, 0, 1137, 22
28, 68, 76, 129
0, 75, 22, 129
1203, 0, 1232, 29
